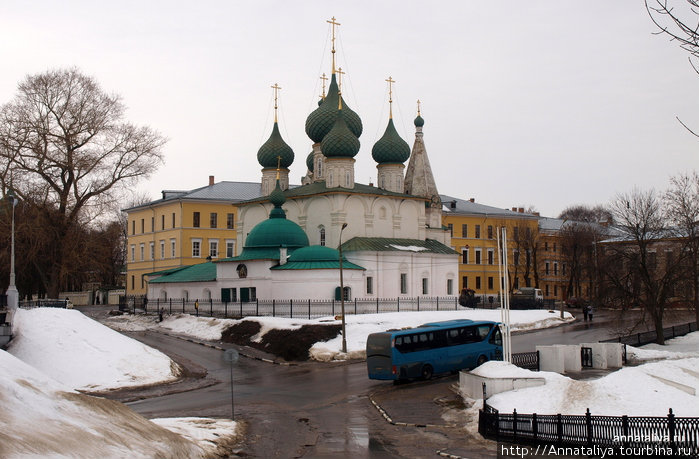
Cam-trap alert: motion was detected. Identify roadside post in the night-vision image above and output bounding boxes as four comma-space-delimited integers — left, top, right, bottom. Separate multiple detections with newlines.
223, 349, 239, 420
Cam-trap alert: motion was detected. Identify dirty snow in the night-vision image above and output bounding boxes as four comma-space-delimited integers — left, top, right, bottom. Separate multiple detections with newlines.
2, 308, 238, 458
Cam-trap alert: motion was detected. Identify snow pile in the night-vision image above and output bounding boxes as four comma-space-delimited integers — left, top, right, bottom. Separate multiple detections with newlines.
8, 308, 179, 391
471, 332, 699, 417
627, 331, 699, 362
0, 349, 205, 459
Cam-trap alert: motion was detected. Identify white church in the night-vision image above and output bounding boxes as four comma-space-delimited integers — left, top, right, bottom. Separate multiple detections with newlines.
147, 27, 459, 303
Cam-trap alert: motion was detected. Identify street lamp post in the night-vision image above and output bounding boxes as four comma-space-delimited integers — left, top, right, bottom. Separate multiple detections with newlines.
5, 189, 19, 310
339, 222, 348, 354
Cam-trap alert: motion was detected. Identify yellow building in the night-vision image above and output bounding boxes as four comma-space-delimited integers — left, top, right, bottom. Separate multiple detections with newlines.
537, 217, 570, 302
442, 198, 540, 301
124, 178, 259, 296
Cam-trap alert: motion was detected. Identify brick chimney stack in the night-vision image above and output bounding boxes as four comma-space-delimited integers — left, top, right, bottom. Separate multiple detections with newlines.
209, 175, 215, 186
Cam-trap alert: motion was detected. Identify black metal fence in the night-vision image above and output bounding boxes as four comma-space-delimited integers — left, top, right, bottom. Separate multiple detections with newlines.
600, 321, 698, 347
120, 295, 471, 319
511, 351, 540, 371
479, 403, 699, 457
19, 299, 70, 309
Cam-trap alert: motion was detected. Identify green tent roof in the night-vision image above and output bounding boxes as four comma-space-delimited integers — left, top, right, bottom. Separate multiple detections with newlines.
149, 262, 217, 284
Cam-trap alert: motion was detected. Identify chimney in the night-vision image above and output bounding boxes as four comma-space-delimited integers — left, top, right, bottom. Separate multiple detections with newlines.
518, 207, 524, 213
209, 175, 215, 186
450, 200, 457, 209
533, 211, 540, 217
469, 198, 475, 203
512, 207, 517, 212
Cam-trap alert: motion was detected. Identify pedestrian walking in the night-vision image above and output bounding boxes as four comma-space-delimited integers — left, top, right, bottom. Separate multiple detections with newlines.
583, 305, 589, 321
195, 299, 199, 317
158, 307, 164, 322
586, 304, 593, 321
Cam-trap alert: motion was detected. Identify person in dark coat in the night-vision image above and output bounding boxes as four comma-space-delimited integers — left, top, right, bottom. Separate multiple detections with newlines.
586, 304, 593, 321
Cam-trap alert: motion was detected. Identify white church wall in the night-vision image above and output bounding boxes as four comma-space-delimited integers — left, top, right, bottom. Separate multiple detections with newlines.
270, 268, 365, 300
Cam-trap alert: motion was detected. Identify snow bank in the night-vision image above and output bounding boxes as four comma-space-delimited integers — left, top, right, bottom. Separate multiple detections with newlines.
0, 350, 203, 458
474, 358, 699, 417
9, 308, 179, 391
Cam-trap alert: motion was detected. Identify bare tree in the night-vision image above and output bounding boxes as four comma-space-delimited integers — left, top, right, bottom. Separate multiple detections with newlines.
665, 171, 699, 323
601, 188, 686, 344
647, 0, 699, 135
559, 204, 613, 225
0, 68, 166, 297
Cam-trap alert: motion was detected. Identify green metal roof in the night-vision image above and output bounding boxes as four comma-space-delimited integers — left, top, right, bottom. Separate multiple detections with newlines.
149, 262, 217, 284
271, 245, 365, 270
217, 247, 288, 262
271, 259, 365, 270
341, 237, 458, 255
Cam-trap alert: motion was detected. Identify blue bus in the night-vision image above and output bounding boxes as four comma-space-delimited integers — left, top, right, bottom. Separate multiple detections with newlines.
366, 319, 503, 381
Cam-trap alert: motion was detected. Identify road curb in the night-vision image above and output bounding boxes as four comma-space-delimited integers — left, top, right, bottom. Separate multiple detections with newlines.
368, 395, 441, 429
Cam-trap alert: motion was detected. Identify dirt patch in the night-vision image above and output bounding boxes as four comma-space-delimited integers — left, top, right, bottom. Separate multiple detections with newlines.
221, 321, 341, 362
220, 320, 262, 345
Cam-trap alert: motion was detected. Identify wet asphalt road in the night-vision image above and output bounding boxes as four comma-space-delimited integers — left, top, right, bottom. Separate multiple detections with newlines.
97, 307, 697, 458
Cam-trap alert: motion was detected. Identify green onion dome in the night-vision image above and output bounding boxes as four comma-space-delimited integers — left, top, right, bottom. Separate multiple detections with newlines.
245, 182, 309, 249
305, 74, 362, 143
257, 122, 295, 169
414, 114, 424, 127
321, 108, 361, 158
371, 118, 410, 164
306, 151, 314, 172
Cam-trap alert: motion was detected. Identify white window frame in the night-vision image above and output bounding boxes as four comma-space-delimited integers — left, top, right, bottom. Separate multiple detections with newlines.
139, 243, 145, 261
170, 239, 176, 258
209, 239, 219, 258
149, 242, 155, 260
160, 240, 165, 259
130, 245, 135, 262
226, 240, 235, 258
192, 238, 202, 258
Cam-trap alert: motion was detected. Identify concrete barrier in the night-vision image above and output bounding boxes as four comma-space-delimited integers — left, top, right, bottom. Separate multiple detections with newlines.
459, 371, 546, 399
536, 345, 565, 373
555, 344, 582, 373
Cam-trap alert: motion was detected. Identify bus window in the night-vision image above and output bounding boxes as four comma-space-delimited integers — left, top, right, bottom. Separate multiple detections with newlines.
490, 327, 502, 346
477, 325, 491, 340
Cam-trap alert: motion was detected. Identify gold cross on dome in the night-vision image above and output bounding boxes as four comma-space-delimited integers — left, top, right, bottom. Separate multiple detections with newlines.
327, 16, 341, 73
320, 73, 328, 99
271, 83, 281, 122
336, 67, 346, 109
417, 99, 422, 116
386, 76, 395, 118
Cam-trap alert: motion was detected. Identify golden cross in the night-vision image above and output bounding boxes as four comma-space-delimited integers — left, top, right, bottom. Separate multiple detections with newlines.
417, 99, 421, 116
271, 83, 281, 122
276, 155, 282, 179
386, 76, 395, 118
327, 16, 341, 73
320, 73, 328, 99
337, 67, 346, 109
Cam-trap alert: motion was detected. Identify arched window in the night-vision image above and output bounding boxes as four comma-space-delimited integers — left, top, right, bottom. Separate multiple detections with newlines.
317, 158, 323, 176
182, 290, 189, 301
203, 289, 212, 300
159, 290, 167, 300
319, 226, 326, 246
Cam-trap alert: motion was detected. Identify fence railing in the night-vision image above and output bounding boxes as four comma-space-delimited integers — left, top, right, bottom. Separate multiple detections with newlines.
600, 321, 698, 347
120, 295, 470, 319
511, 351, 540, 371
19, 299, 70, 309
479, 403, 699, 457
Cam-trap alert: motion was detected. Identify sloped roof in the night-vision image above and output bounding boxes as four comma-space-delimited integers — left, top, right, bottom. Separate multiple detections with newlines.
341, 237, 458, 255
440, 195, 537, 218
272, 259, 365, 270
148, 262, 217, 284
271, 245, 365, 271
124, 181, 301, 211
240, 181, 423, 205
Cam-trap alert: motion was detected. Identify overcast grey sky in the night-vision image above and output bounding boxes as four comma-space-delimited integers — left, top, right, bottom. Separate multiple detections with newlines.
1, 1, 697, 217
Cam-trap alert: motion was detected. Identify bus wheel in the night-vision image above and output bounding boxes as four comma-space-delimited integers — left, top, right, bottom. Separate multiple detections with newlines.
476, 355, 488, 367
421, 364, 433, 380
